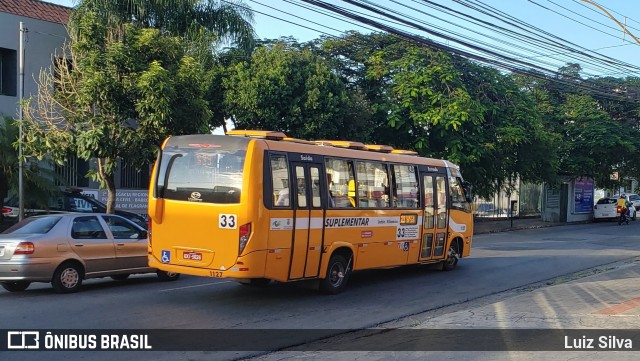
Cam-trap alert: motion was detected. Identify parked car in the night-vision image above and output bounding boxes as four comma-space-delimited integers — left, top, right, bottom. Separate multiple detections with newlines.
3, 189, 147, 229
627, 193, 640, 211
593, 196, 637, 222
474, 203, 509, 218
0, 214, 179, 293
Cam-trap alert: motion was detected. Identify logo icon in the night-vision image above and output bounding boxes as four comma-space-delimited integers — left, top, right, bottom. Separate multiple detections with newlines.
7, 331, 40, 349
188, 192, 203, 202
161, 250, 171, 263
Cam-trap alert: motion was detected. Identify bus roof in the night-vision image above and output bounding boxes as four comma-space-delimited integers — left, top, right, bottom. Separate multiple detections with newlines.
223, 131, 453, 169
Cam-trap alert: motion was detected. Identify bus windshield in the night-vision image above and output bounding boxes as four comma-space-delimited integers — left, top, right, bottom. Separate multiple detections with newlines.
157, 144, 246, 204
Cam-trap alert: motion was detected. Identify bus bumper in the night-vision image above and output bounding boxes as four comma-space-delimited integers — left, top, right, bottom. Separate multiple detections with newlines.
148, 250, 268, 279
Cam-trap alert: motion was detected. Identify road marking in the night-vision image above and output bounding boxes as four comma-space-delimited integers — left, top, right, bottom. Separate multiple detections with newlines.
160, 281, 232, 292
593, 296, 640, 315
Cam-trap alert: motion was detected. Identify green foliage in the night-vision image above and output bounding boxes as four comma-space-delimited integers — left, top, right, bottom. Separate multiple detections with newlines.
0, 116, 60, 218
71, 0, 256, 53
22, 16, 211, 212
223, 40, 373, 140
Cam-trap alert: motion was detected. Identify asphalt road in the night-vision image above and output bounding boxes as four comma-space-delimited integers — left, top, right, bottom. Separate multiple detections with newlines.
2, 220, 640, 360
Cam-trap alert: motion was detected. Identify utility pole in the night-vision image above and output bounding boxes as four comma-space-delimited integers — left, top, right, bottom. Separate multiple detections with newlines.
18, 22, 26, 221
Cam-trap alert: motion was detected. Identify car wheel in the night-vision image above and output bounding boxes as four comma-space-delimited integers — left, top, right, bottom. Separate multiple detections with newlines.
52, 262, 83, 293
157, 270, 180, 282
319, 254, 351, 295
111, 274, 130, 281
1, 281, 31, 292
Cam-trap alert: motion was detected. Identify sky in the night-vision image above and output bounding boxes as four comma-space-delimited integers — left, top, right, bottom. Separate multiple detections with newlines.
43, 0, 640, 79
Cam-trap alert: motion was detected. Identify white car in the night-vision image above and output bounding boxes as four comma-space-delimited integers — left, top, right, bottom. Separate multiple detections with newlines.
593, 196, 637, 222
627, 193, 640, 211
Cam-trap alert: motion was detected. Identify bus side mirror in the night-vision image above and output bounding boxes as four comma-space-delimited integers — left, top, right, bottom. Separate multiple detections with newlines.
463, 181, 473, 203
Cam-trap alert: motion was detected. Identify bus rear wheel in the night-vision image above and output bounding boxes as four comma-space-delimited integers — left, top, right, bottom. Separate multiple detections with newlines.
238, 278, 271, 287
319, 254, 350, 295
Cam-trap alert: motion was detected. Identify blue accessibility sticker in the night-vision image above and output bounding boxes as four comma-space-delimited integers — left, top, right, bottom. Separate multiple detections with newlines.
161, 250, 171, 264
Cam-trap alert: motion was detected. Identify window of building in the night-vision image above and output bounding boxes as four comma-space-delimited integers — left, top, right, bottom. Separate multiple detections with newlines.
0, 48, 17, 96
120, 160, 150, 189
55, 157, 90, 187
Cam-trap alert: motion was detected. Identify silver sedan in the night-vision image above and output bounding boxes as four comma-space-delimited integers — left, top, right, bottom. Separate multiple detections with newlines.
0, 214, 179, 293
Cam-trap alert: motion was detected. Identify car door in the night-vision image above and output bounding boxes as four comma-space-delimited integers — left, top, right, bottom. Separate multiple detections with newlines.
101, 215, 149, 271
70, 216, 115, 275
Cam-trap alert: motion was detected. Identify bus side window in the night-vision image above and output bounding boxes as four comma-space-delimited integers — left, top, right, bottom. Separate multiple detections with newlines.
271, 155, 290, 208
325, 158, 355, 208
392, 165, 419, 208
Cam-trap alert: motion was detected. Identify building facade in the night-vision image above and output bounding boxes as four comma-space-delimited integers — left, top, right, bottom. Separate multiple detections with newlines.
1, 0, 149, 215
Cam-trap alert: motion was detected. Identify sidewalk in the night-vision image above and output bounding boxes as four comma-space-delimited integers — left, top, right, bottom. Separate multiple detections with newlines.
253, 258, 640, 360
473, 217, 581, 234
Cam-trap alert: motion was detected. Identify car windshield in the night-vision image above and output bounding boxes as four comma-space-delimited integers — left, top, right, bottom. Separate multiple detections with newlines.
596, 198, 616, 205
629, 194, 640, 201
2, 216, 62, 234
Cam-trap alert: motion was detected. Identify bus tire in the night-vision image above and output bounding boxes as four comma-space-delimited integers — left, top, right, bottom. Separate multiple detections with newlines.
111, 274, 130, 281
239, 278, 271, 287
319, 254, 350, 295
442, 241, 460, 272
157, 270, 180, 282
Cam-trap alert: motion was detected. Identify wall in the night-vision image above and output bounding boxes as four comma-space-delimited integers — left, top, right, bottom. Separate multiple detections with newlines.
0, 12, 68, 119
542, 177, 594, 223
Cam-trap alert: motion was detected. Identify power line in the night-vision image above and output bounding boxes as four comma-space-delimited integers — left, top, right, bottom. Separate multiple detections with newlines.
297, 0, 640, 103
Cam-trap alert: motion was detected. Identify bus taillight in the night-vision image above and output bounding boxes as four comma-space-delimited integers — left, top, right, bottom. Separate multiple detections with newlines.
148, 217, 152, 248
239, 223, 251, 255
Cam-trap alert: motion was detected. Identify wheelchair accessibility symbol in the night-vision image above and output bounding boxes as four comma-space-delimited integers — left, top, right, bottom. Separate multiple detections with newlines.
161, 250, 171, 264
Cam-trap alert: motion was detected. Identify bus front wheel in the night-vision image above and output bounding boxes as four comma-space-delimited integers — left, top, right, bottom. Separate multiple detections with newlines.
442, 241, 460, 271
319, 254, 350, 295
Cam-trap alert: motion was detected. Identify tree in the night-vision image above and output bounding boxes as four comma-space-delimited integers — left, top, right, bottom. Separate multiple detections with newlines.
22, 14, 211, 213
71, 0, 255, 51
560, 94, 638, 188
0, 116, 60, 222
223, 40, 373, 140
71, 0, 256, 131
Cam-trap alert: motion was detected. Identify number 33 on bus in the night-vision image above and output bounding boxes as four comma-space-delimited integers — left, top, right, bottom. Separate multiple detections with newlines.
147, 130, 474, 294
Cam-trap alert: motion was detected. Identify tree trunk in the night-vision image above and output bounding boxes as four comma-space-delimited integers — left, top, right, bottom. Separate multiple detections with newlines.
98, 158, 117, 214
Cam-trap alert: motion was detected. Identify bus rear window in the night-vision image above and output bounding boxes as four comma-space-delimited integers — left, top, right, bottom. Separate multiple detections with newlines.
157, 143, 246, 204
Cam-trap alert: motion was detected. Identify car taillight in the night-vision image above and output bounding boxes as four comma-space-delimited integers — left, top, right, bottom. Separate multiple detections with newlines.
15, 242, 35, 254
239, 223, 251, 255
2, 207, 10, 214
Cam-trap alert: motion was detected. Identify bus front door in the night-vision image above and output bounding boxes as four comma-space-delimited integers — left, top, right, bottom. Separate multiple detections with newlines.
288, 162, 324, 280
420, 173, 449, 261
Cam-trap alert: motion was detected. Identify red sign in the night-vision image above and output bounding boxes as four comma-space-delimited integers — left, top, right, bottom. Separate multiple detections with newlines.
361, 231, 373, 238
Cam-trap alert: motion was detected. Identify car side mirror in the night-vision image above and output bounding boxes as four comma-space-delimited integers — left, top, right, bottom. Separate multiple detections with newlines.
139, 230, 148, 239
